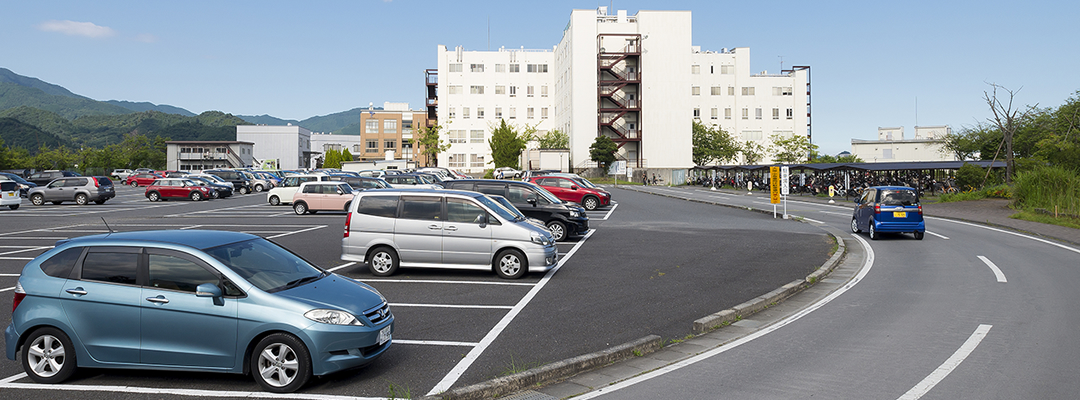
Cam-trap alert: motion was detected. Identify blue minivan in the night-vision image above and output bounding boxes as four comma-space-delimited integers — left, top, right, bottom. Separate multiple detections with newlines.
851, 186, 925, 240
6, 230, 393, 392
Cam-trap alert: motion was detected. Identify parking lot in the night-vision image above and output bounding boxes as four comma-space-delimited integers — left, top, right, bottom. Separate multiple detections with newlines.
0, 184, 830, 399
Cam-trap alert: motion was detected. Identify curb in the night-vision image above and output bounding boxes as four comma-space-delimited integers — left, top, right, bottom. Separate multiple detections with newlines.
418, 335, 663, 400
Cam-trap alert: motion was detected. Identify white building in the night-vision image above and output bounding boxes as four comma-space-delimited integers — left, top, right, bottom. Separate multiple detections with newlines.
851, 126, 956, 162
166, 141, 253, 171
236, 125, 314, 170
435, 7, 809, 175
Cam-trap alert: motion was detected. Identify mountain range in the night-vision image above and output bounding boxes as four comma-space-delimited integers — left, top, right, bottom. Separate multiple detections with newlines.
0, 67, 363, 151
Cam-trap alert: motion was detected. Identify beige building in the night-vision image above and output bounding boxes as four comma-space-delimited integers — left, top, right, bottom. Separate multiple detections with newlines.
851, 126, 956, 162
357, 102, 433, 166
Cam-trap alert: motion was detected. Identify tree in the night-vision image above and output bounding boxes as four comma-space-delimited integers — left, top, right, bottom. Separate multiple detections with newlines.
589, 135, 617, 171
692, 120, 739, 165
984, 83, 1037, 184
537, 129, 569, 149
341, 147, 354, 164
741, 141, 764, 165
941, 124, 993, 161
411, 122, 451, 167
323, 148, 341, 169
768, 133, 816, 164
488, 119, 533, 169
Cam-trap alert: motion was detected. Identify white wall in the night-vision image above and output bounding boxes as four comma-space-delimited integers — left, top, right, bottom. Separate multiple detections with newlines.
236, 125, 312, 170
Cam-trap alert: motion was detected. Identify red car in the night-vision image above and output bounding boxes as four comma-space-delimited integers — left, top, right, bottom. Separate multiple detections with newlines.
144, 178, 211, 201
125, 172, 163, 187
528, 175, 611, 211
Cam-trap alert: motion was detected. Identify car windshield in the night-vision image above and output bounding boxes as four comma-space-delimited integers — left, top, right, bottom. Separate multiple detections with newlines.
1, 173, 29, 184
204, 238, 327, 293
475, 195, 519, 222
487, 196, 526, 221
532, 184, 563, 204
573, 178, 597, 188
880, 189, 919, 206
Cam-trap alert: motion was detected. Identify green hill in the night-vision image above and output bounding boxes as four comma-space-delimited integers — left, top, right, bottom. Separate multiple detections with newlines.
299, 107, 364, 134
105, 100, 196, 116
0, 82, 133, 119
0, 106, 78, 143
0, 117, 71, 151
238, 114, 300, 126
0, 68, 89, 100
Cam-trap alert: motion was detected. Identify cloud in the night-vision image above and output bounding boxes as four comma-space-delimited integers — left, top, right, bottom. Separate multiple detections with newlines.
37, 20, 116, 38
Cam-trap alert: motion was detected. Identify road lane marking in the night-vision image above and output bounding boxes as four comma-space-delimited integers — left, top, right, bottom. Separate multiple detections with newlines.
898, 324, 993, 400
819, 210, 851, 217
926, 231, 950, 240
0, 246, 52, 256
426, 229, 596, 396
394, 340, 478, 347
575, 233, 875, 399
0, 381, 382, 399
798, 217, 825, 224
600, 203, 618, 220
977, 256, 1008, 283
926, 217, 1080, 255
358, 279, 536, 287
266, 225, 326, 239
327, 262, 355, 272
389, 303, 514, 310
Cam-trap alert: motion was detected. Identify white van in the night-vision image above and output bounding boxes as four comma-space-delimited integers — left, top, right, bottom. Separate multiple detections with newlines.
267, 174, 336, 205
1, 180, 21, 210
341, 189, 558, 279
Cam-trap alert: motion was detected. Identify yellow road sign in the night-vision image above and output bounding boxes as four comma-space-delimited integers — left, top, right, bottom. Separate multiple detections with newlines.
769, 166, 781, 204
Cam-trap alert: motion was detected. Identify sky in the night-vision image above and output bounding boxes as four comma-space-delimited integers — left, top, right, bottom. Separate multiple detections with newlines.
2, 0, 1078, 156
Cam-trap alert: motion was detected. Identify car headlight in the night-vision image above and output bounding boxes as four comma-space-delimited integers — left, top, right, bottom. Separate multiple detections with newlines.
531, 231, 554, 245
304, 309, 364, 326
569, 209, 580, 218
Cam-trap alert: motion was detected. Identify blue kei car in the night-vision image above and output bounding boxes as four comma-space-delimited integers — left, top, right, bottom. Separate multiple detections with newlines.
851, 186, 926, 240
6, 230, 393, 393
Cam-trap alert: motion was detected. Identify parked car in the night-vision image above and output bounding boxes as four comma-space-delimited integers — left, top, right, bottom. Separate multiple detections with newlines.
341, 188, 558, 278
1, 180, 21, 210
163, 171, 191, 178
528, 175, 611, 211
383, 174, 441, 189
243, 171, 274, 192
5, 229, 393, 392
487, 194, 547, 231
291, 182, 357, 215
494, 167, 523, 179
851, 186, 925, 240
125, 172, 163, 187
203, 170, 253, 194
27, 176, 115, 206
267, 174, 336, 206
416, 167, 457, 181
441, 179, 589, 242
186, 176, 234, 198
0, 172, 37, 197
144, 178, 212, 202
338, 176, 392, 191
110, 169, 134, 181
26, 170, 80, 186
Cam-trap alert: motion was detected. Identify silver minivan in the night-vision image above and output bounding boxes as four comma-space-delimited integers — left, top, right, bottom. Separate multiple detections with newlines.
341, 189, 558, 279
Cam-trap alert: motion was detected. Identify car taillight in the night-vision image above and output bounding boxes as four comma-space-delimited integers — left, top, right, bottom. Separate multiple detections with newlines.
343, 212, 351, 238
874, 204, 881, 214
91, 177, 100, 187
917, 205, 923, 215
12, 282, 25, 313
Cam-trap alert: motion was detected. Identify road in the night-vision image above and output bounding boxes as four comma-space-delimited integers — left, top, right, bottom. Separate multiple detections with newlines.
575, 185, 1080, 399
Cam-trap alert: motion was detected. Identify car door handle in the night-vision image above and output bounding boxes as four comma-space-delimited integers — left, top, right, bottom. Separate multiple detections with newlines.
428, 224, 441, 230
445, 225, 458, 232
146, 295, 170, 304
65, 288, 87, 295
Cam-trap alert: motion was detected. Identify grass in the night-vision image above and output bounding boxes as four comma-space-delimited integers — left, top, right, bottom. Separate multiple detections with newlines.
501, 353, 544, 376
1011, 210, 1080, 230
590, 176, 642, 185
385, 380, 411, 399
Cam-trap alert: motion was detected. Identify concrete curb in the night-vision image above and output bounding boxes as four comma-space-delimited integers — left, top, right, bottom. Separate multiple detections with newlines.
418, 335, 663, 400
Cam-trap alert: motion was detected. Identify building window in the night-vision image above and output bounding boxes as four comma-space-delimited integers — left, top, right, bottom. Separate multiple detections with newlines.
693, 108, 701, 119
783, 87, 793, 96
366, 139, 378, 153
384, 120, 397, 133
742, 108, 749, 120
721, 65, 734, 74
509, 86, 517, 97
463, 107, 470, 119
711, 108, 718, 120
509, 64, 520, 73
509, 107, 516, 119
527, 107, 534, 119
495, 107, 503, 119
742, 87, 755, 96
527, 64, 548, 73
353, 144, 362, 152
711, 86, 722, 96
470, 130, 485, 143
495, 64, 506, 73
541, 85, 548, 97
773, 108, 780, 120
402, 120, 412, 134
495, 85, 506, 95
449, 153, 466, 168
728, 86, 735, 96
527, 86, 534, 97
477, 107, 485, 119
449, 63, 462, 72
366, 120, 379, 133
448, 108, 456, 119
755, 108, 762, 119
448, 85, 462, 95
470, 154, 485, 168
743, 130, 763, 141
724, 108, 732, 119
692, 65, 700, 74
449, 130, 466, 143
541, 108, 549, 119
470, 85, 485, 94
385, 140, 396, 149
786, 108, 794, 119
470, 63, 484, 72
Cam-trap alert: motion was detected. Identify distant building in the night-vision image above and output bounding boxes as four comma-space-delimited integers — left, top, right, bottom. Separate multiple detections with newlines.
166, 141, 254, 171
356, 102, 433, 166
236, 125, 314, 170
851, 126, 955, 162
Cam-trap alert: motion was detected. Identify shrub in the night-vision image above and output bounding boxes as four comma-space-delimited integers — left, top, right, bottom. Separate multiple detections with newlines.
1013, 165, 1080, 216
955, 163, 986, 191
483, 169, 494, 179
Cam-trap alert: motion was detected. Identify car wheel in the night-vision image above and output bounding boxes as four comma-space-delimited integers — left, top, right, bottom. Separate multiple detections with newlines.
75, 194, 88, 205
255, 184, 264, 192
210, 191, 219, 199
9, 204, 18, 210
148, 191, 160, 202
343, 201, 351, 212
914, 231, 925, 240
130, 181, 138, 187
250, 333, 312, 393
269, 195, 280, 206
850, 217, 861, 233
368, 247, 399, 276
22, 327, 77, 384
190, 191, 203, 201
31, 194, 44, 206
582, 196, 599, 211
293, 202, 307, 215
240, 187, 250, 195
494, 249, 528, 279
546, 220, 567, 242
868, 218, 878, 240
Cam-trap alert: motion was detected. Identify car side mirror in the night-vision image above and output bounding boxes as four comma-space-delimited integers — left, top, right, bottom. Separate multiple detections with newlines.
196, 283, 224, 306
475, 213, 488, 227
527, 197, 537, 206
570, 185, 579, 190
337, 188, 344, 194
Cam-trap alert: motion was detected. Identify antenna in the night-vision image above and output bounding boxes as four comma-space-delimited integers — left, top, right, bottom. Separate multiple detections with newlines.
101, 217, 114, 234
779, 55, 784, 72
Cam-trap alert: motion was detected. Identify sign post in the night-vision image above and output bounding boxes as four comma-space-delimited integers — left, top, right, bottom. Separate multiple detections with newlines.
780, 166, 790, 219
769, 166, 781, 218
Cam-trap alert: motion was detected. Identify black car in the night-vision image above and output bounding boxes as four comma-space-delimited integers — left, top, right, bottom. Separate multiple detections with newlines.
26, 170, 80, 186
442, 179, 589, 241
202, 169, 253, 194
187, 176, 234, 198
0, 172, 37, 197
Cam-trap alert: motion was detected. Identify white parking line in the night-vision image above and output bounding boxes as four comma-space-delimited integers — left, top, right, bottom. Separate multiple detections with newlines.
898, 324, 993, 400
976, 256, 1008, 283
426, 229, 596, 396
389, 303, 514, 310
266, 226, 326, 239
0, 287, 15, 292
0, 373, 26, 384
600, 203, 619, 220
394, 339, 478, 347
0, 246, 51, 256
327, 262, 355, 272
0, 381, 383, 400
359, 279, 536, 287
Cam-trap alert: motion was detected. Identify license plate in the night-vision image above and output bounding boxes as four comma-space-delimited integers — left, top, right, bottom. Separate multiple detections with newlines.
3, 193, 12, 198
377, 326, 391, 345
893, 211, 907, 218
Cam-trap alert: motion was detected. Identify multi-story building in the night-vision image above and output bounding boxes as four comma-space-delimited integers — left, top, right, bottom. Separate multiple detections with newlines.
165, 141, 254, 171
851, 126, 956, 163
356, 102, 432, 166
433, 7, 810, 176
236, 125, 314, 170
